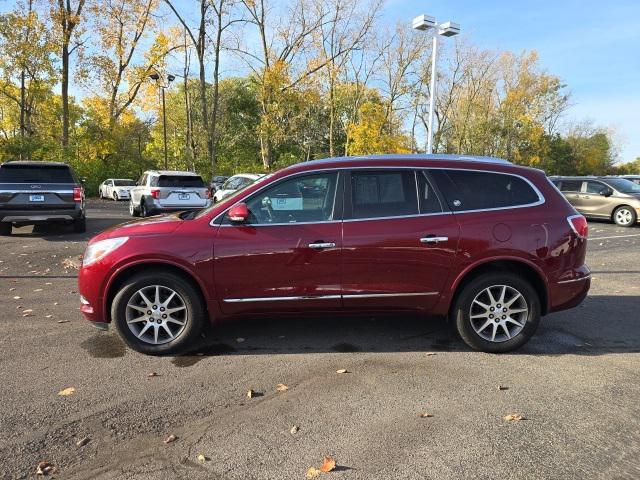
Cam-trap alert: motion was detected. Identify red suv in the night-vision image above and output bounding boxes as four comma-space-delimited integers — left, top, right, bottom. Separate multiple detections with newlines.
78, 155, 591, 354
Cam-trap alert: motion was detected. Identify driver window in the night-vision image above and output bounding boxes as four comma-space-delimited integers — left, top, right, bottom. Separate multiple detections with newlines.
242, 172, 338, 225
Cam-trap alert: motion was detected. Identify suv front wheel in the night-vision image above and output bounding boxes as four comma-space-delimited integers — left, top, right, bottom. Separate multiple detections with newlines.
112, 272, 205, 355
453, 272, 540, 353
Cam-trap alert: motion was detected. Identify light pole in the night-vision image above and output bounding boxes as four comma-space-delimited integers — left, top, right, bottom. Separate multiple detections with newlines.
149, 73, 176, 169
412, 14, 460, 154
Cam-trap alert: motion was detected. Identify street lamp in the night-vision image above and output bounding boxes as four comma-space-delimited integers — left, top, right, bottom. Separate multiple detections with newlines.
149, 73, 175, 169
412, 14, 460, 154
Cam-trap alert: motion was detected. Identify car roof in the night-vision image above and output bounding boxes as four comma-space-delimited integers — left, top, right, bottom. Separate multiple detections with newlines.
232, 173, 263, 179
1, 161, 70, 167
146, 170, 201, 176
303, 153, 511, 166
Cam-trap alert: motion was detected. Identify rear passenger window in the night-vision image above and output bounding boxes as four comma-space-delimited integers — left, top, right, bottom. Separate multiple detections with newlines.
350, 171, 418, 219
430, 169, 540, 211
416, 171, 442, 214
559, 180, 582, 192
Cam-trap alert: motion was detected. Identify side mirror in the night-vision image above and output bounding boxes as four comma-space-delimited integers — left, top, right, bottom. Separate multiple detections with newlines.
602, 188, 613, 197
228, 203, 249, 223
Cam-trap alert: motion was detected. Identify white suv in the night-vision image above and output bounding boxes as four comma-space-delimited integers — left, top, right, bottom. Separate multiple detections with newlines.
129, 170, 211, 217
213, 173, 264, 202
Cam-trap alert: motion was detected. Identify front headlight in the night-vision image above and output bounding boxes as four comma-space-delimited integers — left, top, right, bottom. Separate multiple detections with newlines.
83, 237, 128, 266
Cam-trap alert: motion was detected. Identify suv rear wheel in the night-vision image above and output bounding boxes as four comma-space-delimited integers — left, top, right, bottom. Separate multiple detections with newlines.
613, 206, 636, 227
453, 272, 540, 353
0, 222, 11, 236
112, 272, 205, 355
73, 216, 86, 233
129, 199, 140, 217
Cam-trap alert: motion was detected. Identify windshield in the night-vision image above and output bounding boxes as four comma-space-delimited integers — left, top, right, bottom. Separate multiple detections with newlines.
195, 174, 273, 219
113, 179, 135, 186
602, 178, 640, 194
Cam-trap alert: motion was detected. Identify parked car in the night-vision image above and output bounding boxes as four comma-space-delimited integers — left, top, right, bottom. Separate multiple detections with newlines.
79, 154, 590, 355
550, 176, 640, 227
0, 161, 86, 235
209, 175, 229, 195
621, 175, 640, 185
212, 173, 263, 202
128, 170, 211, 217
99, 178, 136, 201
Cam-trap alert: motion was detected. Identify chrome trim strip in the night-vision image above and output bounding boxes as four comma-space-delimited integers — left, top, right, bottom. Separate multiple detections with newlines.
223, 292, 439, 303
0, 190, 74, 194
224, 295, 342, 303
557, 275, 591, 284
211, 166, 546, 226
420, 236, 448, 244
3, 215, 74, 221
342, 292, 438, 299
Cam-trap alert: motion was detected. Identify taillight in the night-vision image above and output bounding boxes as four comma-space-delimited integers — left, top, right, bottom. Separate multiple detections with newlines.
73, 187, 82, 202
150, 189, 160, 199
567, 215, 588, 239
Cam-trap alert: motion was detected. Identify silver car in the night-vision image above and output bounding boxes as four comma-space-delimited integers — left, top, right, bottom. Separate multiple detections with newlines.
129, 170, 211, 217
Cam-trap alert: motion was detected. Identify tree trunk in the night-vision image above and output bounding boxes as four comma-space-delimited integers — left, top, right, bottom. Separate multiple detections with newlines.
61, 42, 70, 148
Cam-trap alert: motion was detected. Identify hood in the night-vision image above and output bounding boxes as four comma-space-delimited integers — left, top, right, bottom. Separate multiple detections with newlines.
91, 214, 184, 243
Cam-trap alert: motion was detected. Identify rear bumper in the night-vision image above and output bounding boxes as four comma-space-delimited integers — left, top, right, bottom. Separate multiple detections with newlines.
548, 264, 591, 313
0, 206, 83, 224
148, 199, 211, 213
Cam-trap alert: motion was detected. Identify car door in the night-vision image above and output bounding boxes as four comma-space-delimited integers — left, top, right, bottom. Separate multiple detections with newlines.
341, 169, 459, 311
131, 174, 147, 205
581, 180, 612, 217
213, 171, 343, 315
558, 180, 583, 211
106, 180, 114, 197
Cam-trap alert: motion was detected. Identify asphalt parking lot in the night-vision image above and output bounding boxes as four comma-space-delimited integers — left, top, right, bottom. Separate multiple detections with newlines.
1, 199, 640, 479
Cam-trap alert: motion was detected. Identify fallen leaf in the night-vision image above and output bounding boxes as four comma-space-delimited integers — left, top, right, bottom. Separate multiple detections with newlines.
58, 387, 75, 396
425, 352, 437, 356
23, 309, 33, 313
320, 456, 336, 473
306, 467, 321, 479
336, 368, 348, 374
9, 287, 15, 291
498, 385, 509, 391
57, 320, 70, 324
34, 288, 43, 292
36, 461, 55, 476
76, 437, 90, 447
236, 337, 245, 343
247, 389, 255, 398
197, 454, 207, 463
13, 296, 21, 300
503, 413, 525, 422
276, 383, 289, 392
45, 282, 52, 285
163, 434, 177, 444
148, 372, 159, 378
54, 302, 59, 306
418, 412, 433, 418
45, 315, 53, 319
22, 312, 34, 317
290, 425, 299, 435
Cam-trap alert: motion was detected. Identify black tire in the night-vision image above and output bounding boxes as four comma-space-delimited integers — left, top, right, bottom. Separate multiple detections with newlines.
453, 272, 541, 353
111, 271, 205, 355
140, 200, 148, 217
0, 222, 11, 236
113, 192, 118, 201
613, 206, 636, 227
129, 200, 140, 217
73, 216, 86, 233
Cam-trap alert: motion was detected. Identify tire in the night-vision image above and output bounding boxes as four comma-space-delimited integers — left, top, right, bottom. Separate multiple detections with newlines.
613, 206, 636, 227
113, 192, 118, 201
129, 199, 140, 217
111, 271, 205, 355
0, 222, 11, 236
453, 272, 541, 353
99, 189, 103, 199
73, 216, 86, 233
140, 200, 149, 217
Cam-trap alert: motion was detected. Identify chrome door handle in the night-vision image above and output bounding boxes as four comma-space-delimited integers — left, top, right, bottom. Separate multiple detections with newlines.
308, 242, 336, 249
420, 236, 448, 244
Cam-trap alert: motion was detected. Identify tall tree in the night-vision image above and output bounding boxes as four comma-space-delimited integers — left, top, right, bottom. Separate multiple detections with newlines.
50, 0, 86, 151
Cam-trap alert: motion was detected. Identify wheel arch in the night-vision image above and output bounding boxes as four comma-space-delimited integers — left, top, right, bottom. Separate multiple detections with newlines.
449, 258, 549, 317
611, 204, 636, 221
104, 261, 210, 324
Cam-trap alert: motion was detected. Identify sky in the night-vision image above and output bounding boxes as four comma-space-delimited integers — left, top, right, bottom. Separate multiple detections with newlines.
383, 0, 640, 162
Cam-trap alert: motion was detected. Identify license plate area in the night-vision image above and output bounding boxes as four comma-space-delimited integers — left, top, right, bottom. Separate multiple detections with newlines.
178, 193, 190, 200
29, 194, 45, 202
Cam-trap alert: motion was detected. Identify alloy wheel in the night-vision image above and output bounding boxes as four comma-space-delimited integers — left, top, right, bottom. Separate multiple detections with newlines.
125, 285, 188, 345
615, 208, 633, 226
469, 284, 528, 343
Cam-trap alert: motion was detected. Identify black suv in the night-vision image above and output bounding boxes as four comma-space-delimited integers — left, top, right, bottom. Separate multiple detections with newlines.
0, 161, 86, 235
